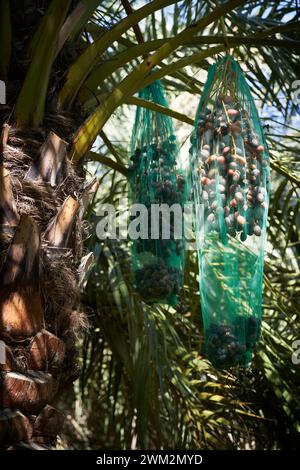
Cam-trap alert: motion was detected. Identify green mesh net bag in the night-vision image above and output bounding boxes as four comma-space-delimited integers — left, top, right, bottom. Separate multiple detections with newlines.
189, 55, 270, 368
128, 80, 187, 305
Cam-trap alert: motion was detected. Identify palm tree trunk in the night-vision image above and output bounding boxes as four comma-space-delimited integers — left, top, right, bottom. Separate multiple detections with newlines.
0, 121, 89, 449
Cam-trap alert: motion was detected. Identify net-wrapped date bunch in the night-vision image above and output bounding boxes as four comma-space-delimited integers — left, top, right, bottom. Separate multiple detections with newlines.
190, 55, 270, 368
128, 80, 187, 305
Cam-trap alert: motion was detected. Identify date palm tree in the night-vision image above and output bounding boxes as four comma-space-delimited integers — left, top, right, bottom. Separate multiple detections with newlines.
0, 0, 299, 450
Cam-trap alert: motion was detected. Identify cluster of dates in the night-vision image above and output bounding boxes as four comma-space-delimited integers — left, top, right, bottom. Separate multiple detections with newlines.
134, 260, 183, 301
129, 135, 185, 303
205, 315, 261, 368
196, 94, 269, 241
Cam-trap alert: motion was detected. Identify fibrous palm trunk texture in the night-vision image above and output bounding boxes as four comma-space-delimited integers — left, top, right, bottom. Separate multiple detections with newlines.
0, 121, 92, 449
